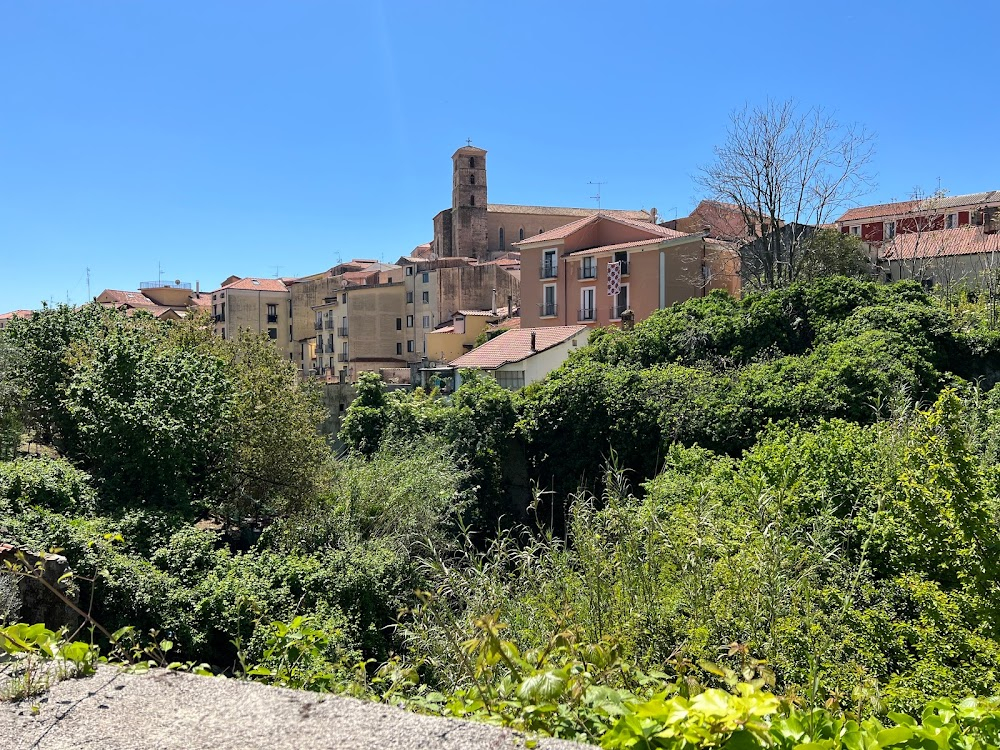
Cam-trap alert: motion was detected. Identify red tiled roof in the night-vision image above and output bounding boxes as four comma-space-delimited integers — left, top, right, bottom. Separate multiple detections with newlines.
451, 326, 587, 369
218, 277, 289, 292
488, 204, 650, 221
837, 200, 920, 223
0, 309, 33, 320
567, 237, 690, 257
688, 200, 754, 240
97, 290, 158, 307
883, 226, 1000, 260
515, 213, 688, 247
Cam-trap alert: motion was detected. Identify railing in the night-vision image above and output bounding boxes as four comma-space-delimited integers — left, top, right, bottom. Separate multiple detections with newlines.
337, 353, 349, 362
337, 327, 349, 337
324, 319, 334, 329
538, 303, 557, 318
266, 314, 278, 323
540, 262, 557, 279
579, 264, 596, 280
609, 304, 628, 320
314, 320, 323, 330
578, 308, 595, 322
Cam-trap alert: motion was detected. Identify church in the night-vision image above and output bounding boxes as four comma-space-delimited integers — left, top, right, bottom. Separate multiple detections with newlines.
431, 144, 654, 262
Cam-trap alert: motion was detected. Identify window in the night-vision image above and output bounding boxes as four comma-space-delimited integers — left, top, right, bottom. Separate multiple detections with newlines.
850, 226, 860, 236
541, 284, 557, 317
422, 272, 429, 283
266, 303, 277, 323
220, 302, 225, 320
396, 342, 402, 355
289, 324, 293, 342
268, 328, 277, 340
221, 328, 226, 340
406, 291, 414, 303
407, 340, 415, 353
499, 227, 505, 248
885, 221, 896, 239
406, 315, 414, 328
341, 293, 346, 303
422, 291, 429, 303
422, 315, 430, 328
470, 174, 475, 185
614, 250, 629, 275
470, 195, 475, 206
495, 370, 525, 390
946, 213, 957, 229
519, 227, 524, 241
469, 156, 475, 168
541, 249, 557, 278
213, 304, 217, 317
580, 256, 596, 279
612, 284, 629, 320
396, 317, 402, 330
580, 287, 595, 321
405, 266, 414, 276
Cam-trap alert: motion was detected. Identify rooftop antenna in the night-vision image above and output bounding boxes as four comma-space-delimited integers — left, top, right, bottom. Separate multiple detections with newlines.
157, 262, 164, 286
86, 267, 91, 300
273, 265, 283, 278
589, 181, 606, 210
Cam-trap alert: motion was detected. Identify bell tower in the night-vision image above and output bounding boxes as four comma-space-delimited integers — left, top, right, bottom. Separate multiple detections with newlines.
451, 144, 488, 260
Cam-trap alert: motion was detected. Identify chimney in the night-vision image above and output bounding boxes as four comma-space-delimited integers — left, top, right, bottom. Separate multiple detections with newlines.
530, 331, 536, 352
195, 280, 200, 294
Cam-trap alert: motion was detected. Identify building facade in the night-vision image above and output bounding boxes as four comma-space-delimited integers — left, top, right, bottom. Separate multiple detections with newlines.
209, 277, 294, 360
516, 213, 738, 329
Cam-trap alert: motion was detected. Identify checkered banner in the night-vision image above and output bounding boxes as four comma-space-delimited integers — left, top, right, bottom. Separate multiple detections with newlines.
607, 261, 621, 296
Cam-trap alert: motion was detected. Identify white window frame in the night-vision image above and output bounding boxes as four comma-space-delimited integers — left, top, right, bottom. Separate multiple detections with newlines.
850, 226, 860, 236
541, 283, 557, 318
612, 283, 629, 321
580, 286, 595, 321
581, 256, 596, 279
542, 249, 557, 278
946, 213, 957, 229
885, 221, 896, 239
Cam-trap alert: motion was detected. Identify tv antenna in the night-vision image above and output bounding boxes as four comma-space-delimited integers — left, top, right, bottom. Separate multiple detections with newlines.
273, 265, 283, 278
86, 267, 91, 300
589, 181, 606, 209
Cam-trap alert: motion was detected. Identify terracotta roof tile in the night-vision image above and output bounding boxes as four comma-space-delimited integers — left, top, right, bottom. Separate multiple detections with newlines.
515, 213, 687, 247
218, 277, 289, 292
0, 309, 33, 320
837, 200, 921, 223
451, 326, 586, 369
567, 236, 689, 257
488, 204, 650, 221
883, 226, 1000, 260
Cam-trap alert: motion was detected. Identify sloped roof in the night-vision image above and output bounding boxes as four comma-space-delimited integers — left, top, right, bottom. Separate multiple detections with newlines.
488, 204, 650, 221
97, 289, 158, 307
567, 237, 687, 258
218, 278, 289, 292
883, 226, 1000, 260
688, 200, 754, 240
515, 213, 688, 247
838, 200, 921, 223
0, 309, 33, 320
451, 326, 586, 370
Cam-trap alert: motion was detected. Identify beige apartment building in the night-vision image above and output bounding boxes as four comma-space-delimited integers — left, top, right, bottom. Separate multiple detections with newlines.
517, 213, 738, 329
209, 277, 294, 360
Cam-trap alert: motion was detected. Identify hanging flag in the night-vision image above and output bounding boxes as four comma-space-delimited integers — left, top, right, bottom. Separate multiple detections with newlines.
607, 261, 621, 296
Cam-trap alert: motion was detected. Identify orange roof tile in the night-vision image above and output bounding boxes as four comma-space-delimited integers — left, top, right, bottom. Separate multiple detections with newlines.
837, 200, 920, 223
515, 213, 688, 247
451, 326, 586, 370
0, 309, 33, 320
883, 226, 1000, 260
567, 237, 689, 257
217, 277, 289, 292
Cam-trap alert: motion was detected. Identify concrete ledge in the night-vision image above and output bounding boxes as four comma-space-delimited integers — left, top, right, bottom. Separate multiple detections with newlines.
2, 667, 590, 749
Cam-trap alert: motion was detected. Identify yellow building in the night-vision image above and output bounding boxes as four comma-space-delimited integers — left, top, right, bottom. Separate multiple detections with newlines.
209, 277, 294, 360
424, 308, 515, 364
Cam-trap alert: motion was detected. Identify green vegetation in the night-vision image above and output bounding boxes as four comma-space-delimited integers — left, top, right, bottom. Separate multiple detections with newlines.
6, 281, 1000, 746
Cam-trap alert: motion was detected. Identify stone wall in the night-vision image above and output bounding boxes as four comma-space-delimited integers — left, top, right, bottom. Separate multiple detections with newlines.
0, 543, 78, 630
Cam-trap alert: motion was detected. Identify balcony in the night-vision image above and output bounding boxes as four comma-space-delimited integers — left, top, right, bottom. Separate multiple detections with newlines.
578, 308, 595, 322
313, 320, 323, 330
324, 319, 334, 329
266, 314, 278, 323
538, 303, 557, 318
337, 353, 349, 362
337, 327, 349, 337
578, 264, 597, 280
609, 304, 629, 320
540, 262, 558, 279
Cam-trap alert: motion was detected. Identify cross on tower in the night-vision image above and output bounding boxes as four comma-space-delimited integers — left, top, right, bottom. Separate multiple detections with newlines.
466, 138, 472, 146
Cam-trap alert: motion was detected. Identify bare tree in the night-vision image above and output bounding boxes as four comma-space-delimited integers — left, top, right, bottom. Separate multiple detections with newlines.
698, 100, 876, 290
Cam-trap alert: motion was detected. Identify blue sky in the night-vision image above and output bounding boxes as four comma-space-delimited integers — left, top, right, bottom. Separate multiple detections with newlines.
2, 1, 995, 311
